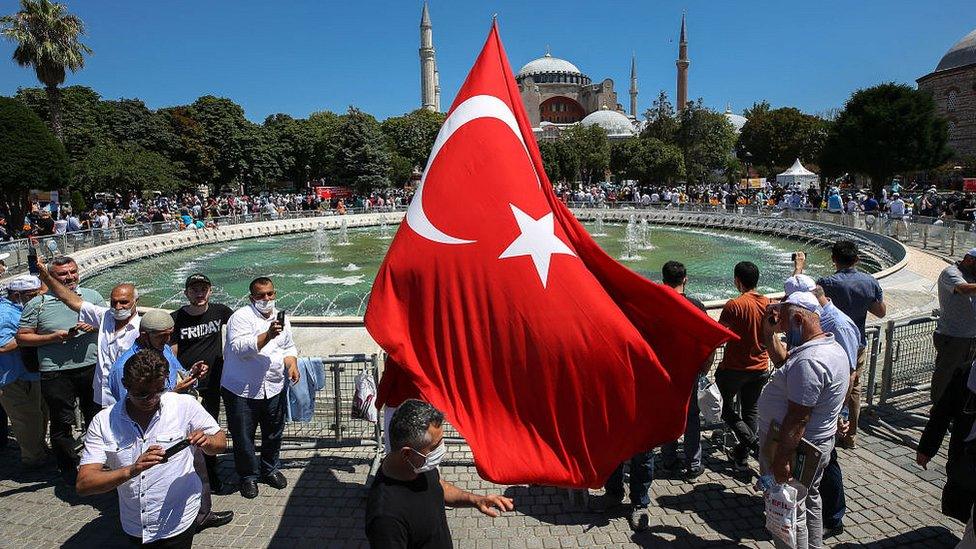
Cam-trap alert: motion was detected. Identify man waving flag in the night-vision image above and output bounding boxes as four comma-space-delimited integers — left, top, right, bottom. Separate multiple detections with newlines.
365, 22, 735, 488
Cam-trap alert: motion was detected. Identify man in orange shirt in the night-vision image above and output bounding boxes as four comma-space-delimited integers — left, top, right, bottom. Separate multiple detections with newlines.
716, 261, 770, 472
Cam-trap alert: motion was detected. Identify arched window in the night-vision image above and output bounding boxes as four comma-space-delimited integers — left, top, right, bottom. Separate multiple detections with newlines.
947, 89, 958, 111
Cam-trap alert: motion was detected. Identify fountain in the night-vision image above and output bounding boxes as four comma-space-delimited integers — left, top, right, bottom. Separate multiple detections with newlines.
637, 217, 655, 251
312, 226, 332, 262
619, 215, 642, 261
591, 213, 608, 237
378, 216, 392, 239
337, 218, 351, 246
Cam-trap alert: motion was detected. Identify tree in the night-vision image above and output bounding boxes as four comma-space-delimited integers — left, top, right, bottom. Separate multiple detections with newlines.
821, 83, 951, 195
73, 142, 183, 194
98, 98, 177, 154
381, 108, 445, 179
307, 110, 342, 182
265, 114, 314, 188
158, 105, 218, 188
16, 85, 102, 161
538, 140, 561, 183
736, 106, 829, 175
566, 124, 610, 184
642, 91, 679, 143
675, 100, 736, 184
334, 107, 391, 193
186, 95, 257, 192
0, 96, 68, 229
1, 0, 92, 140
555, 138, 581, 186
615, 137, 685, 185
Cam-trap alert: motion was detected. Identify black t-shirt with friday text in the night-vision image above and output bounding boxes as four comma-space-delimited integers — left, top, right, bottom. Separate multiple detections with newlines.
366, 468, 452, 549
170, 303, 233, 390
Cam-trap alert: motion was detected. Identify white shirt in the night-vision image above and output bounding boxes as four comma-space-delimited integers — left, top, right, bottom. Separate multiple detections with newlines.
80, 302, 141, 406
221, 305, 298, 399
889, 199, 906, 217
80, 393, 219, 543
757, 334, 850, 443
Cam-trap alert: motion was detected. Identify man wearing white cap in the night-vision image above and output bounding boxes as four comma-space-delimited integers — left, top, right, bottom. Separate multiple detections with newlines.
33, 256, 142, 407
758, 291, 850, 549
0, 276, 49, 467
932, 248, 976, 404
886, 193, 908, 239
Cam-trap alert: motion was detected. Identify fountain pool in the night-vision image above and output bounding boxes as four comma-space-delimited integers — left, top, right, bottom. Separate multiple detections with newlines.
82, 222, 847, 316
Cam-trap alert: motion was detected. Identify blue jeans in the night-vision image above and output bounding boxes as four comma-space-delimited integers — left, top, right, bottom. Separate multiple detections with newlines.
661, 375, 703, 469
605, 451, 654, 507
222, 388, 286, 482
820, 448, 846, 529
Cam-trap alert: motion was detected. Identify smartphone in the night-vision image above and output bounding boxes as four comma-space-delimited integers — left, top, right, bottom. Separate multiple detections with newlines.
67, 326, 79, 338
276, 310, 286, 326
162, 439, 191, 461
27, 245, 39, 275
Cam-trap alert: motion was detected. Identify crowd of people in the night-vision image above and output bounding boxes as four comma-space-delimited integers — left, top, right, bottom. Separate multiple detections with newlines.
0, 228, 975, 547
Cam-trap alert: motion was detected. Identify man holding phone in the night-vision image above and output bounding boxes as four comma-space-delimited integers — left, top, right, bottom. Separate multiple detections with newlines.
76, 349, 228, 547
222, 277, 299, 499
16, 255, 104, 484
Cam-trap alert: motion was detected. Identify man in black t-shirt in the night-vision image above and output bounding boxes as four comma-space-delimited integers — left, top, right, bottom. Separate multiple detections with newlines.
366, 400, 513, 548
659, 260, 714, 480
171, 273, 233, 490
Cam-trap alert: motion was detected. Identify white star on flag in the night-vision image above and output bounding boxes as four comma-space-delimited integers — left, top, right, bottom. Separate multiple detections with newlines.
498, 204, 577, 288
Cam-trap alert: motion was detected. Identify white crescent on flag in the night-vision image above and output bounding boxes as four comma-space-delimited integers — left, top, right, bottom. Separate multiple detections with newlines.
405, 94, 540, 245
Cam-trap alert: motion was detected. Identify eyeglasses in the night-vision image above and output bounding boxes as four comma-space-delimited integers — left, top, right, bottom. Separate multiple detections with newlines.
128, 389, 165, 402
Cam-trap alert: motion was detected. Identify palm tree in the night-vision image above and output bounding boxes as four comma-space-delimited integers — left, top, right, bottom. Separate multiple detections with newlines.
1, 0, 91, 141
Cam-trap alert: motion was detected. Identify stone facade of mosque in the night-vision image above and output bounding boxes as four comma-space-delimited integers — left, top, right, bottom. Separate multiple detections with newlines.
917, 28, 976, 158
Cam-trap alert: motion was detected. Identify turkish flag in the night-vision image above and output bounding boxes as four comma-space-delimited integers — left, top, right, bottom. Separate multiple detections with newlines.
365, 23, 736, 488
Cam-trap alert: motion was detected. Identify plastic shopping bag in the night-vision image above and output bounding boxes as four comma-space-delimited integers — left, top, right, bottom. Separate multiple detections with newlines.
352, 367, 378, 423
761, 477, 799, 548
697, 378, 723, 426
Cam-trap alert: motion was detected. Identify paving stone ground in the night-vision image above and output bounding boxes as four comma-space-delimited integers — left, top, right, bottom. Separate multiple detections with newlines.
0, 390, 965, 549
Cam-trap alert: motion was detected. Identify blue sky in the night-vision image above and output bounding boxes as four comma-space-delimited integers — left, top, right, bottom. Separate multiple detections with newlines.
0, 0, 971, 122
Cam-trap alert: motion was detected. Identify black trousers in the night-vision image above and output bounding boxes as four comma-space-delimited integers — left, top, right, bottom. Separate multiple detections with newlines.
714, 368, 768, 455
222, 388, 285, 481
40, 365, 100, 473
127, 524, 195, 548
199, 388, 222, 484
821, 449, 846, 529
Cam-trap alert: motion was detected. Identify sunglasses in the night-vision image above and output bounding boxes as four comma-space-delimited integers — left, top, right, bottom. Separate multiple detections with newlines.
129, 389, 165, 402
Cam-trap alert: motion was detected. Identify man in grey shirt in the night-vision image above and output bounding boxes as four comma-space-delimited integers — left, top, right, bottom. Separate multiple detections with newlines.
16, 255, 105, 483
932, 248, 976, 403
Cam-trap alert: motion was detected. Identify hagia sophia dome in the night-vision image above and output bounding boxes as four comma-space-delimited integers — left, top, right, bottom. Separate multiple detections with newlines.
724, 107, 748, 134
517, 53, 590, 84
580, 106, 637, 137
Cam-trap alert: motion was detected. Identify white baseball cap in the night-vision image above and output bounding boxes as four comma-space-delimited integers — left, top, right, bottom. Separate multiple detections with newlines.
7, 275, 42, 292
783, 274, 817, 297
784, 291, 822, 316
966, 248, 976, 258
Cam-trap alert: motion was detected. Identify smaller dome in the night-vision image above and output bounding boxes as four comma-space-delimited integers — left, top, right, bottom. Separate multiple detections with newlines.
518, 52, 583, 78
936, 28, 976, 72
580, 106, 636, 137
724, 107, 748, 133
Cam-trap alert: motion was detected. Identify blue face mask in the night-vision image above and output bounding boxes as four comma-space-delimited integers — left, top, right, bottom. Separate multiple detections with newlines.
786, 320, 803, 348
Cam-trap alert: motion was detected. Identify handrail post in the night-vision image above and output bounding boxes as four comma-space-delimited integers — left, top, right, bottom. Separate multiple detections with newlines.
880, 320, 896, 405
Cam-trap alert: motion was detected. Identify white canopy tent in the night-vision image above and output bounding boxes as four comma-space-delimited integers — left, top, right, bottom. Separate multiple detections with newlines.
776, 158, 819, 189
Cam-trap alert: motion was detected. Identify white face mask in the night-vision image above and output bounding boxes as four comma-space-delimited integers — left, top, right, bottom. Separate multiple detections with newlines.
410, 440, 446, 474
253, 299, 275, 314
112, 307, 133, 321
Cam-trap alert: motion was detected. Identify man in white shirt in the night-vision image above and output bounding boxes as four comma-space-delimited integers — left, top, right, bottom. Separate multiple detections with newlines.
758, 292, 850, 549
35, 256, 141, 407
221, 277, 299, 499
76, 349, 227, 547
886, 193, 908, 239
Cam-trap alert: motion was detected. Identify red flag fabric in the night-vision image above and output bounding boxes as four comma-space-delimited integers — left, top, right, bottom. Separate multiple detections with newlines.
364, 23, 736, 488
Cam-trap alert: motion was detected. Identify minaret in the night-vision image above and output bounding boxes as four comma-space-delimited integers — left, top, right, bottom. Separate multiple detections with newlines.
676, 13, 689, 112
629, 54, 638, 117
434, 61, 441, 111
420, 2, 437, 111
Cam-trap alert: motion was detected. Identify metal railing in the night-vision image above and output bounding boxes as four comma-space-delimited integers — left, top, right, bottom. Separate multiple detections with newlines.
0, 206, 407, 277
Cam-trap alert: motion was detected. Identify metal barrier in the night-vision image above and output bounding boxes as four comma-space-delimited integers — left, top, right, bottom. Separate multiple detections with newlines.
879, 315, 940, 404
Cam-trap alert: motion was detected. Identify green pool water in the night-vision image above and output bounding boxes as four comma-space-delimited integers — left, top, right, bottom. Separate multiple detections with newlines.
82, 223, 841, 316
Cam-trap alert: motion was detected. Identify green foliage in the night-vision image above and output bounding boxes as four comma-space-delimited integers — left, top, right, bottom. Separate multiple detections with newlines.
1, 0, 92, 138
307, 110, 342, 182
381, 109, 445, 184
611, 137, 684, 184
566, 124, 610, 183
736, 106, 829, 175
334, 107, 391, 193
69, 188, 85, 212
821, 83, 951, 194
555, 139, 581, 185
16, 85, 101, 159
642, 91, 679, 143
73, 142, 182, 194
0, 96, 68, 224
265, 113, 314, 187
675, 100, 736, 184
538, 140, 561, 183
